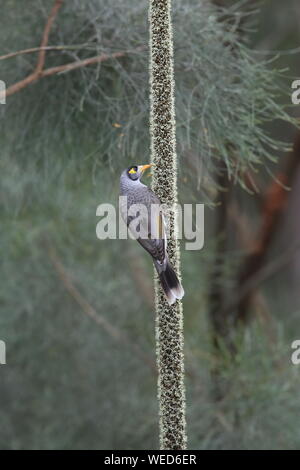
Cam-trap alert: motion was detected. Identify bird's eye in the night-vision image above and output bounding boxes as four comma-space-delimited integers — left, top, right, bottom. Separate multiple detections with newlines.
128, 166, 138, 174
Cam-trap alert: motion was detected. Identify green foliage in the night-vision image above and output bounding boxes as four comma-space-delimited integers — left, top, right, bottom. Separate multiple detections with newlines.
1, 0, 296, 188
187, 322, 300, 450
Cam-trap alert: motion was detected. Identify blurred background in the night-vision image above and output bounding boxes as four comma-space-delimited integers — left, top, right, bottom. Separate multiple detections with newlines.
1, 0, 300, 450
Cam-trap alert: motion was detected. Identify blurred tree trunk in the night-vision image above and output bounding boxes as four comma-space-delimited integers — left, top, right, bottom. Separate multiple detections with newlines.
236, 131, 300, 323
208, 162, 235, 401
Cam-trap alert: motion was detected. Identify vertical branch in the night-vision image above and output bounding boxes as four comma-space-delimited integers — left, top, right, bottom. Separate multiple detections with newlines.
209, 163, 231, 352
149, 0, 186, 450
208, 162, 235, 404
35, 0, 64, 75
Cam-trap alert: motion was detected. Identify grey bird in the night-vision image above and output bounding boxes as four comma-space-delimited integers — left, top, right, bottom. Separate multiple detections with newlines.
120, 164, 184, 305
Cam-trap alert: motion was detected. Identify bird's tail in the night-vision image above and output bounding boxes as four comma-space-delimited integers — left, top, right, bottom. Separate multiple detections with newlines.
154, 258, 184, 305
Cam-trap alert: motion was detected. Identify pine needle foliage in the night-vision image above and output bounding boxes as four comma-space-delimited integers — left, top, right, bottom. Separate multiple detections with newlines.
0, 0, 296, 192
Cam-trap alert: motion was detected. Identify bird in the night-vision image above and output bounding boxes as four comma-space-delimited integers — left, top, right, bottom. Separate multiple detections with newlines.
120, 164, 184, 305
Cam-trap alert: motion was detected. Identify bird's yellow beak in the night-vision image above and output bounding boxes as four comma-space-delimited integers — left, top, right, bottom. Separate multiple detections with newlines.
140, 164, 152, 174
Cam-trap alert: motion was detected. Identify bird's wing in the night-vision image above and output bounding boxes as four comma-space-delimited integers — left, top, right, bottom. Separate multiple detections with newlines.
136, 189, 167, 264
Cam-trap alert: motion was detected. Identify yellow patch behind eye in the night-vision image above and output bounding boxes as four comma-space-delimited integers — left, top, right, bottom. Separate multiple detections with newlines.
129, 168, 136, 174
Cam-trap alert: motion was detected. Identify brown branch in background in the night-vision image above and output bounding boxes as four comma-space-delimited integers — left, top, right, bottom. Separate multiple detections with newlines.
0, 0, 63, 100
2, 50, 140, 99
225, 240, 300, 319
209, 161, 232, 351
0, 0, 146, 100
0, 44, 104, 61
0, 45, 76, 61
235, 131, 300, 323
208, 161, 235, 402
47, 242, 197, 381
36, 0, 64, 74
228, 201, 277, 345
41, 51, 130, 77
46, 240, 156, 373
48, 243, 121, 341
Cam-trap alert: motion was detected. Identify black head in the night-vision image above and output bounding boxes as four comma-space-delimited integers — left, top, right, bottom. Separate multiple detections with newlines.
127, 165, 139, 181
126, 164, 151, 181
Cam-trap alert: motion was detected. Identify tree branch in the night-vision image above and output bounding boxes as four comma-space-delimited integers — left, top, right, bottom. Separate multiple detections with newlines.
0, 0, 63, 100
235, 131, 300, 322
0, 45, 82, 61
40, 51, 130, 77
209, 161, 232, 352
46, 240, 156, 372
0, 0, 145, 101
224, 241, 300, 320
36, 0, 64, 75
1, 48, 144, 99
